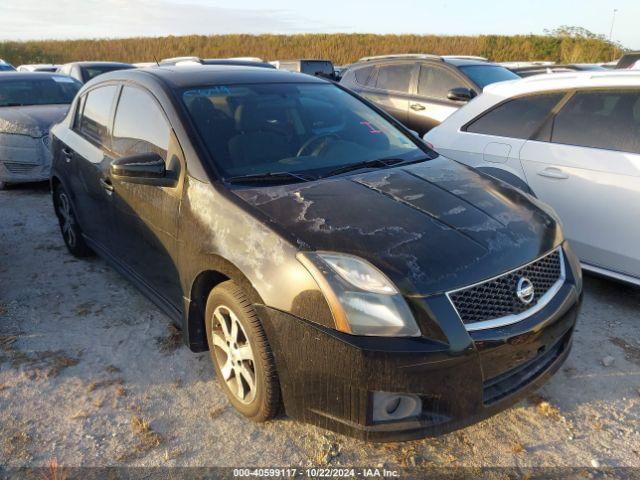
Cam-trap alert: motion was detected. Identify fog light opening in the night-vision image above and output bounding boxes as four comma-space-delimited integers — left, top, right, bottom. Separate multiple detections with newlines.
372, 392, 421, 422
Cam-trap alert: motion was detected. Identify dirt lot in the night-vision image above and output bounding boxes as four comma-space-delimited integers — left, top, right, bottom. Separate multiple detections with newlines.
1, 184, 640, 470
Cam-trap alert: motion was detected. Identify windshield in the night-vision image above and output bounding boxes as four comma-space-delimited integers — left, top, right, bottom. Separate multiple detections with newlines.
0, 65, 15, 72
0, 76, 81, 107
459, 65, 520, 89
183, 83, 430, 180
82, 65, 132, 82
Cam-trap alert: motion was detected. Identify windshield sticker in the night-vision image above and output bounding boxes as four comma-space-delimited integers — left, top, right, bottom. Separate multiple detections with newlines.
52, 76, 75, 83
360, 121, 382, 134
184, 86, 231, 98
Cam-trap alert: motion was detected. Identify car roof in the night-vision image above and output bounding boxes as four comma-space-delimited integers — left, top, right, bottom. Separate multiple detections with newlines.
483, 70, 640, 98
91, 65, 328, 88
60, 61, 134, 67
350, 56, 494, 68
0, 72, 76, 82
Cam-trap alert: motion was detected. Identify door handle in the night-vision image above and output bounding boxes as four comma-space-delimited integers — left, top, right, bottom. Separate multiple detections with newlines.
62, 147, 73, 163
410, 103, 426, 111
537, 167, 568, 180
99, 177, 114, 193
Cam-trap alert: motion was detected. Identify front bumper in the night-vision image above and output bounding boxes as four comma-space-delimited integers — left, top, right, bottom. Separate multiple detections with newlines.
0, 133, 51, 184
257, 269, 581, 442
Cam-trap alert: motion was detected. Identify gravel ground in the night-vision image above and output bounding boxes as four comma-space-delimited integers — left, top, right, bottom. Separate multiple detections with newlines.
1, 183, 640, 471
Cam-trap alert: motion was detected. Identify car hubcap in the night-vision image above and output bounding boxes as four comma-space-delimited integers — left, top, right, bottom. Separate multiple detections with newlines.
58, 192, 76, 248
211, 305, 257, 404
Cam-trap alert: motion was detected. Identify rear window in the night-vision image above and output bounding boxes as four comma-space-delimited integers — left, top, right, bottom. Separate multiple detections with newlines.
354, 66, 374, 85
0, 76, 81, 107
552, 90, 640, 154
458, 65, 519, 88
466, 93, 564, 139
300, 61, 334, 76
375, 64, 413, 93
82, 65, 133, 82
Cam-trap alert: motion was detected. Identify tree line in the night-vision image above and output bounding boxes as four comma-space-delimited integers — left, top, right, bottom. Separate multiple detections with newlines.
0, 32, 622, 66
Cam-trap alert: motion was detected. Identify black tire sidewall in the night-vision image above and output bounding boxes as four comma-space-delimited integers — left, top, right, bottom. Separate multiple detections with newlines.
53, 184, 91, 257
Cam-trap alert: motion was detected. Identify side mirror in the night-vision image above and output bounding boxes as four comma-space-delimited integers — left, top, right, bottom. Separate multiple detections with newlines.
447, 87, 475, 102
111, 152, 177, 187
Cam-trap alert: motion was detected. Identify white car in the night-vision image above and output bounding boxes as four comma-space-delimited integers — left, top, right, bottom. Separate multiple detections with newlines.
425, 70, 640, 285
17, 64, 58, 72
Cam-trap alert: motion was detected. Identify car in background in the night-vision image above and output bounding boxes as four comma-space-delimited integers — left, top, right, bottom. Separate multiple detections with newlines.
615, 51, 640, 69
56, 61, 135, 84
0, 72, 81, 189
49, 65, 581, 441
508, 64, 605, 78
424, 70, 640, 286
270, 59, 336, 79
0, 60, 16, 72
17, 64, 59, 73
159, 56, 275, 69
340, 54, 519, 135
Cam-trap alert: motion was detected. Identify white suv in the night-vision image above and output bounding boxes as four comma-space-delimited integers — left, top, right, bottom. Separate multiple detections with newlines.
425, 71, 640, 285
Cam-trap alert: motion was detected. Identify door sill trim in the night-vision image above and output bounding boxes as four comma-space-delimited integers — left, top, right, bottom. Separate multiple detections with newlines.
581, 262, 640, 287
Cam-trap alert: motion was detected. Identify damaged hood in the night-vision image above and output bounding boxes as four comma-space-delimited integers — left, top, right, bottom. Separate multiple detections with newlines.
234, 157, 562, 296
0, 105, 69, 138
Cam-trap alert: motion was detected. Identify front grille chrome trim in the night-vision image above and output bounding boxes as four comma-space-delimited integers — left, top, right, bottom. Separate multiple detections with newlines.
446, 248, 566, 332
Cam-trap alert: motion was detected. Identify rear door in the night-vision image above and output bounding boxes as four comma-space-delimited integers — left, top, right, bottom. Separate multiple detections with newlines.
68, 84, 119, 252
407, 63, 470, 135
109, 85, 185, 309
441, 92, 565, 183
520, 89, 640, 277
360, 62, 414, 124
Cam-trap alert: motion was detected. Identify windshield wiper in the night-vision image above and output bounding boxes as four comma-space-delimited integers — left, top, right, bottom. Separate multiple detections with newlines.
225, 171, 315, 185
323, 156, 427, 178
0, 103, 26, 107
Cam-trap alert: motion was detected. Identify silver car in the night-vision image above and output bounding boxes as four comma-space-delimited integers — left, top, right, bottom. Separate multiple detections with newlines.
425, 71, 640, 285
0, 72, 81, 189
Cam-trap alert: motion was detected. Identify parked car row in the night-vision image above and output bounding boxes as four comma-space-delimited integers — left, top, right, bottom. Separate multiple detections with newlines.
0, 50, 634, 441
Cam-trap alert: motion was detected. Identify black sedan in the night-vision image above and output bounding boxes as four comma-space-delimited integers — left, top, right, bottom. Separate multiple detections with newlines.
49, 66, 582, 441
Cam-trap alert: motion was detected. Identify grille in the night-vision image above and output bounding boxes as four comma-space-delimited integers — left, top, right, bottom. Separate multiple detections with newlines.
449, 249, 563, 326
3, 162, 37, 174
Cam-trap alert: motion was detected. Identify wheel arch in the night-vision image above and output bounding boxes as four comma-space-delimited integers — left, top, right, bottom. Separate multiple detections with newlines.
183, 255, 265, 352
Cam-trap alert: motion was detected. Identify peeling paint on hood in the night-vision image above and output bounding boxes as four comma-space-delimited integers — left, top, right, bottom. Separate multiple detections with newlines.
0, 105, 69, 138
234, 156, 563, 296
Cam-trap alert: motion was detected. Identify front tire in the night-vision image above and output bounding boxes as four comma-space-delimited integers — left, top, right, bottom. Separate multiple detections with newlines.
53, 183, 93, 258
205, 281, 280, 421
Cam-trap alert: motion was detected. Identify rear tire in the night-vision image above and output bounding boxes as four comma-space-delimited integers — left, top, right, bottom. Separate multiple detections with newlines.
205, 281, 280, 421
53, 183, 93, 258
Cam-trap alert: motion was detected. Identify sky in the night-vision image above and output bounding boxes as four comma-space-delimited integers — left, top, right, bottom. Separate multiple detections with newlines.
1, 0, 638, 49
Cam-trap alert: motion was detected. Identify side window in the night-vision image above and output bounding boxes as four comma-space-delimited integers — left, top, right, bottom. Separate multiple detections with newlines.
375, 63, 413, 93
112, 86, 170, 160
354, 66, 373, 86
73, 94, 86, 130
78, 85, 118, 147
552, 90, 640, 154
418, 66, 464, 99
466, 93, 564, 139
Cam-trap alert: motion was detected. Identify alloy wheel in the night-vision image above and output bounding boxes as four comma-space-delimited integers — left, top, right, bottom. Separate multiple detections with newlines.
210, 305, 257, 404
57, 192, 76, 248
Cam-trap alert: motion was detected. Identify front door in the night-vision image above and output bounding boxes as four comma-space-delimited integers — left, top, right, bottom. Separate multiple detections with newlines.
109, 85, 185, 310
407, 64, 468, 135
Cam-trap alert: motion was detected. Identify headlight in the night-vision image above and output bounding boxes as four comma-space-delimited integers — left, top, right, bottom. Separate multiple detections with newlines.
297, 252, 421, 337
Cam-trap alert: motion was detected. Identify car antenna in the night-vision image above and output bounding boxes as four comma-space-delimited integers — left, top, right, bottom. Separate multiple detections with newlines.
153, 56, 160, 67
